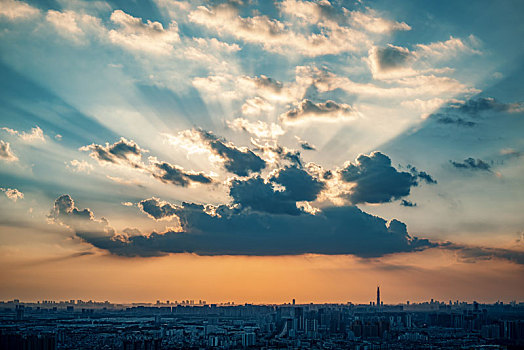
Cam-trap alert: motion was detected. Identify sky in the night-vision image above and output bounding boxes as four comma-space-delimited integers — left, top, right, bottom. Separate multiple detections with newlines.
0, 0, 523, 304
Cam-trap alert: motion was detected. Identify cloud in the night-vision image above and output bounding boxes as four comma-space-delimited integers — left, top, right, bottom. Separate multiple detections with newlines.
280, 99, 358, 123
66, 159, 93, 174
427, 97, 522, 127
81, 137, 213, 187
188, 2, 377, 56
449, 97, 523, 114
414, 35, 481, 59
228, 166, 324, 216
400, 199, 416, 207
339, 152, 435, 204
368, 44, 412, 76
250, 140, 303, 168
45, 10, 102, 44
50, 194, 436, 258
295, 136, 316, 150
182, 129, 267, 176
450, 158, 491, 172
429, 113, 476, 127
227, 118, 284, 139
138, 197, 178, 220
0, 0, 40, 20
150, 159, 213, 187
0, 188, 24, 202
240, 97, 275, 115
1, 125, 45, 142
80, 137, 145, 168
108, 10, 180, 55
0, 140, 18, 162
447, 244, 524, 265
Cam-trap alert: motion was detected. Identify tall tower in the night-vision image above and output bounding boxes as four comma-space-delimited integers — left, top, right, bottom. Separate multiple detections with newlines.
377, 286, 380, 308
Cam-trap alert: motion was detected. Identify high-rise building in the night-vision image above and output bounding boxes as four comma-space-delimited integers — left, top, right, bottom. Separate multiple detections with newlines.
377, 286, 381, 308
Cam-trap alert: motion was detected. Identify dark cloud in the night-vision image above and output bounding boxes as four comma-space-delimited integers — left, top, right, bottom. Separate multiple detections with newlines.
428, 97, 522, 127
270, 166, 325, 202
450, 97, 522, 115
151, 160, 213, 187
280, 99, 357, 123
340, 152, 435, 204
80, 137, 144, 167
48, 195, 124, 253
446, 244, 524, 265
198, 130, 266, 176
229, 166, 324, 215
50, 195, 436, 258
81, 137, 213, 187
251, 75, 283, 93
373, 45, 411, 72
400, 199, 416, 207
229, 176, 303, 215
251, 140, 303, 167
138, 197, 177, 220
296, 137, 316, 150
0, 140, 18, 161
450, 158, 491, 172
408, 166, 437, 184
50, 195, 524, 265
431, 114, 476, 127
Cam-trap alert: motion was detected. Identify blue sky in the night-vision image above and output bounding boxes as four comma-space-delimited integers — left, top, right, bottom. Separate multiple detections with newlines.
0, 0, 523, 302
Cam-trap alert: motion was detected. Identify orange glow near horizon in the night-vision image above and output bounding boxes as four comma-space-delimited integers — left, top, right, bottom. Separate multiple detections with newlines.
1, 249, 522, 305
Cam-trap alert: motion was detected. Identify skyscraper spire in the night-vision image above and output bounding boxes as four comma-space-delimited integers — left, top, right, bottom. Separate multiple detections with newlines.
377, 286, 380, 308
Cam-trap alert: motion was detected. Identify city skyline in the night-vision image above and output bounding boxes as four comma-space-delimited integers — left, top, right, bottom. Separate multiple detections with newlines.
1, 0, 524, 305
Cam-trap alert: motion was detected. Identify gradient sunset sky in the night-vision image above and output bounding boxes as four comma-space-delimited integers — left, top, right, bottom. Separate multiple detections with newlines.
0, 0, 523, 304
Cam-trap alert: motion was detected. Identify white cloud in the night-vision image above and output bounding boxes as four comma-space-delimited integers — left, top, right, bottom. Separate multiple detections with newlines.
0, 140, 17, 162
66, 159, 94, 174
0, 0, 40, 20
0, 187, 24, 202
2, 125, 45, 142
108, 10, 180, 55
46, 9, 105, 44
227, 118, 284, 139
188, 3, 373, 56
241, 97, 274, 115
280, 99, 359, 124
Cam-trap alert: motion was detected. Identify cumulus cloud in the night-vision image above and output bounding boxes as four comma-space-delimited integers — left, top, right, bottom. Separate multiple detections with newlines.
0, 140, 18, 162
50, 194, 436, 258
138, 197, 178, 220
428, 97, 523, 127
0, 188, 24, 202
66, 159, 93, 174
2, 126, 45, 142
188, 2, 379, 56
0, 0, 40, 20
46, 10, 103, 44
368, 44, 412, 76
448, 97, 523, 115
295, 136, 316, 150
168, 129, 266, 176
301, 66, 474, 99
241, 97, 275, 115
108, 10, 180, 55
450, 158, 491, 172
229, 166, 324, 216
150, 159, 213, 187
340, 152, 435, 204
227, 118, 284, 139
81, 137, 213, 187
280, 99, 358, 123
400, 199, 416, 207
80, 137, 145, 168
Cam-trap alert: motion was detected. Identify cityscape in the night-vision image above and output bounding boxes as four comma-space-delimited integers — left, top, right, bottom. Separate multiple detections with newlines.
1, 288, 523, 349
